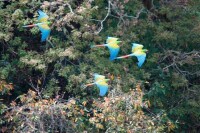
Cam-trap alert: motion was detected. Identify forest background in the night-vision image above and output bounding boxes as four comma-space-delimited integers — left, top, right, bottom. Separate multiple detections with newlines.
0, 0, 200, 132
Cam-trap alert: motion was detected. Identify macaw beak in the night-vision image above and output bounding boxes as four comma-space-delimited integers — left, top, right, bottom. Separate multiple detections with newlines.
47, 21, 52, 25
105, 79, 110, 82
117, 41, 122, 44
144, 49, 149, 53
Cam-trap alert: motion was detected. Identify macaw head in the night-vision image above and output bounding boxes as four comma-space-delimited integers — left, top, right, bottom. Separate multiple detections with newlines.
142, 49, 148, 53
47, 21, 52, 25
105, 79, 110, 82
116, 41, 122, 44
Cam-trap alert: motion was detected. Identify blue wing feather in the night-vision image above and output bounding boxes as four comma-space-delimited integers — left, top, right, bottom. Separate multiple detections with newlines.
38, 25, 50, 42
106, 37, 119, 44
107, 46, 120, 61
38, 10, 48, 21
94, 73, 100, 81
96, 84, 108, 96
94, 73, 104, 81
132, 43, 141, 51
136, 54, 146, 67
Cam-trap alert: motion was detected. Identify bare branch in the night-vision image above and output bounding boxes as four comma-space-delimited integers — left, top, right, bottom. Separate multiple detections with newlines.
66, 3, 75, 14
95, 0, 111, 34
160, 50, 200, 76
123, 8, 145, 19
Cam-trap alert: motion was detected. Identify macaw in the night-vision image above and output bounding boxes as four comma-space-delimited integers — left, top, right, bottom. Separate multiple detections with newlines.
91, 37, 121, 61
23, 10, 51, 42
116, 43, 148, 67
83, 73, 110, 96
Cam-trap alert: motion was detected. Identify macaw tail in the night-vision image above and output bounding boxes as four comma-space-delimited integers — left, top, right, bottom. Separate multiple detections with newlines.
116, 54, 132, 59
82, 83, 95, 89
85, 83, 95, 86
90, 44, 106, 48
22, 24, 37, 28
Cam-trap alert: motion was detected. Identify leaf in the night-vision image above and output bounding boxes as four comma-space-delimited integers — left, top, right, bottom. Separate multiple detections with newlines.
10, 101, 16, 106
96, 123, 104, 129
82, 101, 87, 106
38, 79, 42, 85
69, 99, 76, 104
80, 109, 84, 115
168, 121, 175, 131
1, 126, 7, 133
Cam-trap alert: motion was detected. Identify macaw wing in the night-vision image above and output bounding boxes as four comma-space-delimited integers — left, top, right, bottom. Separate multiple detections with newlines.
94, 73, 105, 81
38, 24, 51, 42
132, 43, 143, 53
107, 45, 120, 61
106, 37, 119, 44
135, 53, 146, 67
96, 83, 108, 96
38, 10, 49, 22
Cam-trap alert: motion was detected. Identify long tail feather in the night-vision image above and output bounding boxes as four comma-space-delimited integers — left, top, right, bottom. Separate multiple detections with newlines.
22, 24, 37, 28
85, 83, 95, 86
116, 54, 132, 59
91, 44, 106, 48
82, 83, 95, 89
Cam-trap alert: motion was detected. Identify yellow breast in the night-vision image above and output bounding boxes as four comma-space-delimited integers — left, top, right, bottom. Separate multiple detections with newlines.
108, 42, 119, 48
39, 17, 48, 23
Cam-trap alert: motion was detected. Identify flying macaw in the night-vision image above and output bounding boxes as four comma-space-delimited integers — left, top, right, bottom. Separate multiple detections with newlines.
116, 43, 148, 67
91, 37, 121, 61
83, 73, 110, 96
23, 10, 51, 42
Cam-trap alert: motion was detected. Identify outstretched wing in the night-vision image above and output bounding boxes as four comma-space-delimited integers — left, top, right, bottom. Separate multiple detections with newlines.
132, 43, 143, 53
135, 53, 146, 67
38, 10, 49, 22
107, 43, 120, 61
93, 73, 109, 96
38, 24, 50, 42
106, 37, 119, 44
94, 73, 105, 81
96, 82, 108, 96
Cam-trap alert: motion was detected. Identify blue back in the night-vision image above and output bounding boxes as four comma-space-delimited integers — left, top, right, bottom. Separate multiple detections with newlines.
38, 25, 50, 42
107, 46, 120, 61
38, 10, 48, 21
136, 54, 146, 67
96, 84, 108, 96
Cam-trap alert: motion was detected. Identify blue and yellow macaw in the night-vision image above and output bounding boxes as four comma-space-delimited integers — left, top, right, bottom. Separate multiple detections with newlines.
116, 43, 148, 67
83, 73, 109, 96
91, 37, 121, 61
23, 10, 51, 42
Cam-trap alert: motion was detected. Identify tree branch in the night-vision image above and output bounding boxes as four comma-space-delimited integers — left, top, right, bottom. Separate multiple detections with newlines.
95, 0, 111, 34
